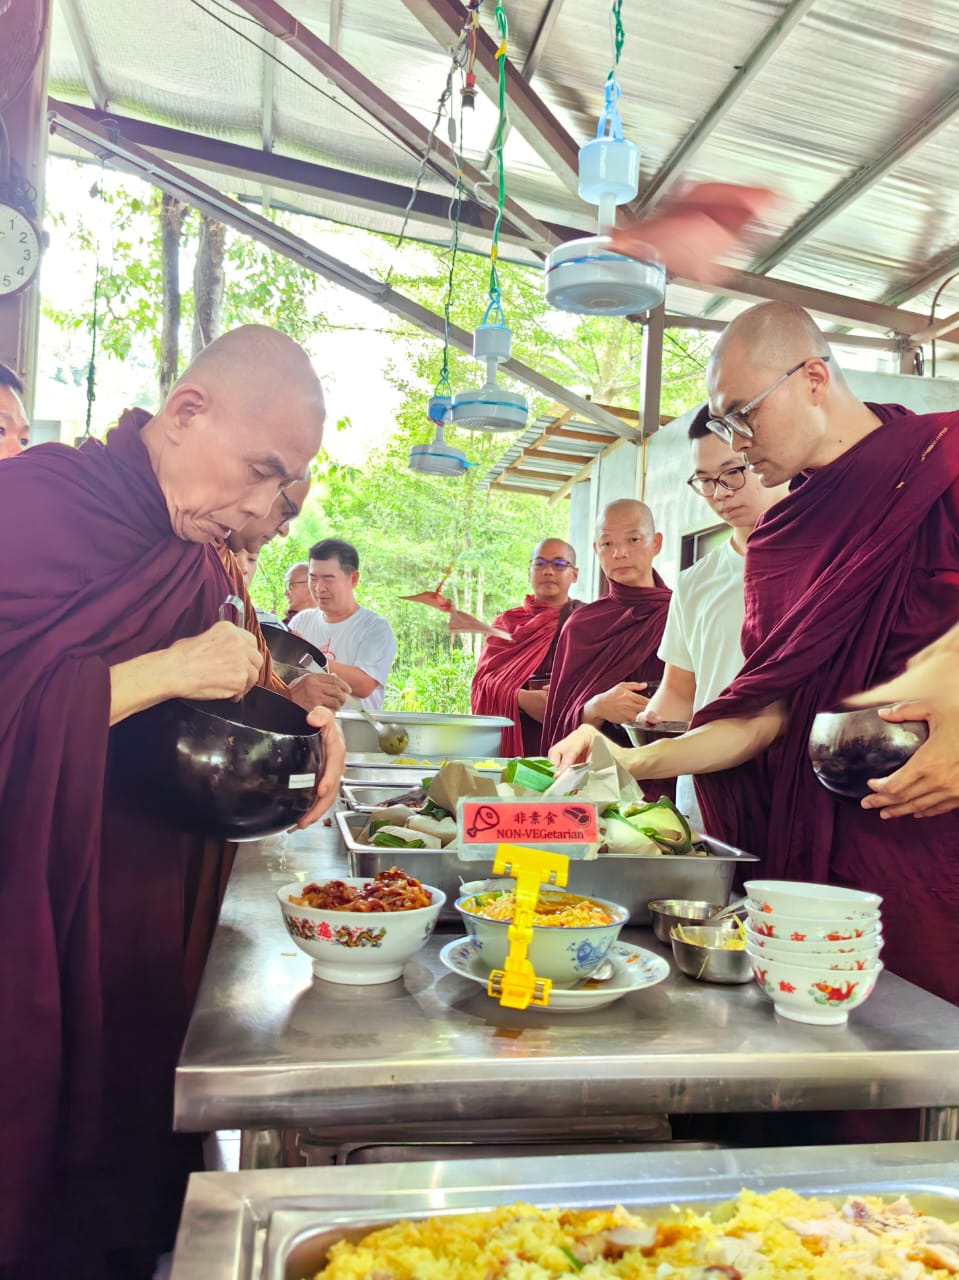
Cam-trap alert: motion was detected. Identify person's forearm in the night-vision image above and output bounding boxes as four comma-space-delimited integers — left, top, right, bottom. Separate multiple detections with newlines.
517, 687, 548, 722
109, 651, 175, 725
622, 703, 787, 779
329, 660, 377, 698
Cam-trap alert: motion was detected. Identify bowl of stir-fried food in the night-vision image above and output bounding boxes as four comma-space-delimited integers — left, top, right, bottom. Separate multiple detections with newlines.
455, 886, 629, 988
277, 868, 445, 984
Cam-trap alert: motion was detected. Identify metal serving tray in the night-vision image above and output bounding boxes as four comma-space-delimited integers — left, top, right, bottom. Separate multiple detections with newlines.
335, 810, 758, 924
170, 1141, 959, 1280
340, 782, 426, 812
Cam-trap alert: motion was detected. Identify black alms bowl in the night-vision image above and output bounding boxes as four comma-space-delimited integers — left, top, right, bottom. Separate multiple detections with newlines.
808, 705, 928, 799
110, 685, 324, 840
260, 622, 327, 684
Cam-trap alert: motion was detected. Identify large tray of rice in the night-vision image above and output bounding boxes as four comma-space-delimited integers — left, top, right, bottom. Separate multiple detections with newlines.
310, 1189, 959, 1278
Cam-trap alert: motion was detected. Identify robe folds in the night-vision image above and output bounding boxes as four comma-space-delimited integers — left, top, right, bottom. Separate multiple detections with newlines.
0, 410, 261, 1277
693, 404, 959, 1004
470, 596, 578, 756
542, 575, 672, 752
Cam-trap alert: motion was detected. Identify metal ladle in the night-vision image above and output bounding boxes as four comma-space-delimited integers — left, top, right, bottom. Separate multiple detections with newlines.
359, 709, 410, 757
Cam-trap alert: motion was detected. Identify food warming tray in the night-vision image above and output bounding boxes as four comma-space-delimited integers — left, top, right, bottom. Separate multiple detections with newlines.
170, 1141, 959, 1280
335, 810, 758, 924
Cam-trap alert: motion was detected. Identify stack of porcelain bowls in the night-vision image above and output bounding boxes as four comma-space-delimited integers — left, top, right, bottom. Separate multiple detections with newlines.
744, 879, 883, 1025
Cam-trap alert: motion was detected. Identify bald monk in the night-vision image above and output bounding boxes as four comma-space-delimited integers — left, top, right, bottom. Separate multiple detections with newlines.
0, 325, 345, 1278
550, 302, 959, 1004
541, 500, 672, 755
471, 538, 581, 756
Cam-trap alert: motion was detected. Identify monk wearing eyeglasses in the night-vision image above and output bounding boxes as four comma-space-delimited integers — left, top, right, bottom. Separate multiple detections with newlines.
471, 539, 581, 756
551, 300, 959, 1005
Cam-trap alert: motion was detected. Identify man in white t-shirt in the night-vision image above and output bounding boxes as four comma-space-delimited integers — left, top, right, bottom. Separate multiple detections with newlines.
290, 538, 397, 711
643, 405, 789, 828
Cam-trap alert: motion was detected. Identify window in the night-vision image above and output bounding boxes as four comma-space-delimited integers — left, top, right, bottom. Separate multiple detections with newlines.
680, 523, 728, 570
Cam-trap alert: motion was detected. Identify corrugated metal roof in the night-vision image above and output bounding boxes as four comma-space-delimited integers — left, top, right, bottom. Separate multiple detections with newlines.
44, 0, 959, 334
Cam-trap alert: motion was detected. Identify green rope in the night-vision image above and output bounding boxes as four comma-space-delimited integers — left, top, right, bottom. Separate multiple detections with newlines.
486, 1, 508, 318
607, 0, 625, 82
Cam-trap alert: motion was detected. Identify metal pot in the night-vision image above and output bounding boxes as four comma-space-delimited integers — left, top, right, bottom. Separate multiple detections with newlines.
110, 685, 323, 840
337, 711, 512, 757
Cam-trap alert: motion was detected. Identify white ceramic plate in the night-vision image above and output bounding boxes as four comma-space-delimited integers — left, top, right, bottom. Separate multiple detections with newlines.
438, 937, 670, 1013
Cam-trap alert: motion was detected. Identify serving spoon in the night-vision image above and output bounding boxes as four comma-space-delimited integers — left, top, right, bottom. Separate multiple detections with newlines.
294, 654, 410, 755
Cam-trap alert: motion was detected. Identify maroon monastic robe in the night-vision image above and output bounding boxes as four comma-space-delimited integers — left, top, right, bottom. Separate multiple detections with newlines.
470, 596, 578, 756
542, 574, 671, 752
0, 411, 258, 1277
693, 405, 959, 1004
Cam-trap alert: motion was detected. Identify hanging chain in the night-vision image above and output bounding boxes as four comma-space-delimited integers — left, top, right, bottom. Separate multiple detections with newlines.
484, 1, 508, 323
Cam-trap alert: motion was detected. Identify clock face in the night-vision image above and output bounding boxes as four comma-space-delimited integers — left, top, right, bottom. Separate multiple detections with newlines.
0, 204, 41, 297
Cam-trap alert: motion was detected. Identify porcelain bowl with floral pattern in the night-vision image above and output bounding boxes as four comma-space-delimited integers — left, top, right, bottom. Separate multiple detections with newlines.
745, 908, 882, 944
749, 952, 883, 1025
746, 929, 884, 966
744, 879, 881, 920
454, 889, 629, 989
277, 878, 445, 985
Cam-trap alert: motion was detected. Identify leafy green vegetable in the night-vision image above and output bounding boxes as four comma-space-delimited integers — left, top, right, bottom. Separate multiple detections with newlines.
370, 831, 427, 849
420, 798, 452, 820
601, 796, 696, 854
559, 1246, 584, 1271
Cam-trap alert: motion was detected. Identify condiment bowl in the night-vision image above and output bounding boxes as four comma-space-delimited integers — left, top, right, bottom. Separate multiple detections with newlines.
670, 925, 752, 984
111, 685, 324, 840
808, 705, 928, 799
455, 890, 628, 989
745, 880, 881, 920
749, 952, 883, 1025
277, 878, 445, 984
647, 899, 727, 944
745, 910, 881, 944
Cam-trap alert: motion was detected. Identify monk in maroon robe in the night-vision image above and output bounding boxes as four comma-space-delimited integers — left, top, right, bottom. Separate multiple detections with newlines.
542, 500, 671, 755
471, 538, 580, 755
0, 327, 345, 1279
549, 303, 959, 1007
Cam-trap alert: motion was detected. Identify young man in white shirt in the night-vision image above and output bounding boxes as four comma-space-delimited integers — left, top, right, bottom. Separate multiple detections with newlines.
290, 538, 397, 711
643, 406, 789, 828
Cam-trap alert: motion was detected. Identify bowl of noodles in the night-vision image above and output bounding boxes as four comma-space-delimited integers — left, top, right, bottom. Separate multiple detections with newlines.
454, 883, 629, 988
278, 869, 445, 984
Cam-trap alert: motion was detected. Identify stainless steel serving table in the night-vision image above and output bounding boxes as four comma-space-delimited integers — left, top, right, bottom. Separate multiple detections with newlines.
171, 1141, 959, 1279
175, 818, 959, 1167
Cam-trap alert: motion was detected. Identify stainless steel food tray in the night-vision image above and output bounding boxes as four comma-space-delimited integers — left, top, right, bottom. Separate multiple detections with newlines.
343, 752, 506, 785
340, 782, 425, 812
335, 810, 758, 923
170, 1141, 959, 1280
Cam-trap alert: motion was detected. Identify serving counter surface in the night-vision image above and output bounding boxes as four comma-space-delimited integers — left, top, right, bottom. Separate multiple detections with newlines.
175, 820, 959, 1147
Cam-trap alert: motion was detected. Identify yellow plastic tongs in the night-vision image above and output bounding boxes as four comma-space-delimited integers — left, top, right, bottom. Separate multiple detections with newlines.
487, 844, 570, 1010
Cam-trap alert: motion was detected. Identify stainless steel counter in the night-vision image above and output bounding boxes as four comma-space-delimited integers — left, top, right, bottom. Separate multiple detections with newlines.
171, 1141, 959, 1280
175, 818, 959, 1145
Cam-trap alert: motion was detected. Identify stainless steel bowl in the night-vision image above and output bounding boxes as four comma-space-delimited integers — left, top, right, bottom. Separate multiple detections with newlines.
808, 705, 928, 799
337, 711, 512, 757
647, 898, 726, 944
669, 924, 752, 984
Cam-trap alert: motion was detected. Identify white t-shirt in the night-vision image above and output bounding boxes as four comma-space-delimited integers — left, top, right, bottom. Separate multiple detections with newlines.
289, 605, 397, 711
657, 538, 745, 831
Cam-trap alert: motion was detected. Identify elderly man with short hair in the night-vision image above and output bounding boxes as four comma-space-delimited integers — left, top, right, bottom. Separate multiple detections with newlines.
0, 325, 345, 1276
284, 560, 312, 622
471, 538, 580, 756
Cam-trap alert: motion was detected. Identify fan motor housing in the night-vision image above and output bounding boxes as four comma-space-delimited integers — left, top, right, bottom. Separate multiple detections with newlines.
546, 236, 666, 316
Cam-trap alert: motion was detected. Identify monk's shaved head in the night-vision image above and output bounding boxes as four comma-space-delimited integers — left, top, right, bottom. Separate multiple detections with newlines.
595, 499, 656, 540
145, 324, 326, 544
710, 303, 837, 387
533, 537, 576, 563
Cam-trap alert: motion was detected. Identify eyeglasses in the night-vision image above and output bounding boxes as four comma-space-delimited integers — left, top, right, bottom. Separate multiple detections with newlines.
278, 488, 299, 523
706, 355, 831, 446
687, 465, 749, 498
531, 556, 575, 570
286, 577, 308, 590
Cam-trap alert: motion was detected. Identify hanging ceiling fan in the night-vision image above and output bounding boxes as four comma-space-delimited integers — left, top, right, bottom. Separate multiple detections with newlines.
0, 0, 49, 111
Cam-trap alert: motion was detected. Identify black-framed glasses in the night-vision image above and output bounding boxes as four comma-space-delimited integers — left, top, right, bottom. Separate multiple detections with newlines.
707, 355, 831, 446
687, 465, 750, 498
277, 488, 299, 523
531, 556, 575, 570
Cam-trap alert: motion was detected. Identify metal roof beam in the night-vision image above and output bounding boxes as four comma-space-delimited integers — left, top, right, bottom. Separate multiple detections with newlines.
329, 0, 344, 52
664, 312, 900, 352
47, 102, 526, 242
672, 266, 937, 336
741, 77, 959, 279
633, 0, 818, 214
260, 32, 277, 153
47, 99, 638, 441
57, 0, 108, 111
398, 0, 582, 194
880, 243, 959, 309
522, 0, 567, 82
227, 0, 558, 252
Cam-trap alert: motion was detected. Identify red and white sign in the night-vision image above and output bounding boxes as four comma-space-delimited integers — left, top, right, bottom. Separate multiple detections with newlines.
459, 800, 599, 845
